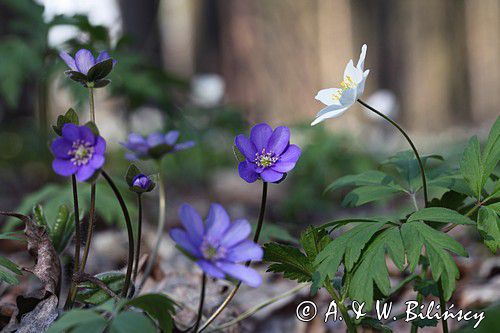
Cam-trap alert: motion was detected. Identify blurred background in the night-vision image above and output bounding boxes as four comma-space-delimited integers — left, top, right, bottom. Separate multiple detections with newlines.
0, 0, 499, 332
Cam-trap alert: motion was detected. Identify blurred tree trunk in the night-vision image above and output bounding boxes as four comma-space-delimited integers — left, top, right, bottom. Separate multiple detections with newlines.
465, 0, 500, 123
118, 0, 163, 67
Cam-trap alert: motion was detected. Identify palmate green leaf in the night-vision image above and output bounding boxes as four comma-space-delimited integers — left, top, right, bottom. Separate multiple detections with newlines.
300, 226, 331, 259
109, 311, 156, 333
348, 226, 405, 309
401, 221, 467, 300
317, 216, 390, 232
314, 221, 389, 285
477, 206, 500, 253
46, 309, 106, 333
407, 207, 475, 225
126, 294, 176, 333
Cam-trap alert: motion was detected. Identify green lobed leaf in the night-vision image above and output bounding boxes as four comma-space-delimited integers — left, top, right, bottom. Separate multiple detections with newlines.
263, 242, 312, 283
314, 221, 389, 286
324, 170, 403, 193
477, 206, 500, 253
407, 207, 475, 225
126, 293, 176, 333
401, 221, 467, 300
348, 226, 405, 309
108, 311, 156, 333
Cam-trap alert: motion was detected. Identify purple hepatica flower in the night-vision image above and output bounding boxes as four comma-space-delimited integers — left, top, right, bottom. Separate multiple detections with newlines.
133, 174, 152, 189
235, 123, 301, 183
51, 124, 106, 182
121, 131, 195, 160
170, 203, 263, 287
60, 49, 116, 87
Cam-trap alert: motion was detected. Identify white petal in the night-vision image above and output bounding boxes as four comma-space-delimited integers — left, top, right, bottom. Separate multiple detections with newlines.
340, 87, 357, 105
356, 76, 368, 97
344, 60, 363, 83
356, 44, 367, 70
315, 88, 342, 106
311, 105, 350, 126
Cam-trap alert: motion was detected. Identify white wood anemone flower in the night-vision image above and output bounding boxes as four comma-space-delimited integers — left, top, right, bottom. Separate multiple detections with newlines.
311, 44, 370, 126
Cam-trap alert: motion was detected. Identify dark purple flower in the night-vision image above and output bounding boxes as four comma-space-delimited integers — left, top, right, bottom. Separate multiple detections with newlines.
235, 123, 301, 183
51, 123, 106, 182
132, 174, 152, 189
121, 131, 195, 160
170, 203, 263, 287
60, 49, 116, 87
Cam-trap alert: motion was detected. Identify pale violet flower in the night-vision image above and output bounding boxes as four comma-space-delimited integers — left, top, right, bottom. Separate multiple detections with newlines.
311, 44, 370, 126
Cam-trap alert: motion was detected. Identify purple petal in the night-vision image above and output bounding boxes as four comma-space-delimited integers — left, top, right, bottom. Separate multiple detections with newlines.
260, 169, 284, 183
197, 260, 225, 279
170, 228, 201, 257
79, 126, 96, 145
94, 137, 106, 154
226, 240, 263, 262
272, 144, 301, 172
216, 262, 262, 287
238, 161, 259, 183
147, 132, 164, 147
89, 154, 105, 169
96, 51, 110, 63
75, 165, 96, 182
62, 123, 80, 142
52, 159, 77, 176
205, 204, 230, 240
235, 135, 257, 160
220, 219, 251, 248
127, 133, 147, 146
250, 123, 273, 151
266, 126, 290, 155
59, 52, 77, 71
51, 138, 72, 159
164, 131, 180, 146
179, 204, 204, 245
74, 49, 95, 75
125, 152, 138, 161
173, 141, 195, 151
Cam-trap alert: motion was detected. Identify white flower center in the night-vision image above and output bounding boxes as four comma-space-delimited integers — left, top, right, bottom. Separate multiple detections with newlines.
201, 238, 226, 260
69, 140, 94, 166
332, 75, 357, 101
254, 148, 278, 168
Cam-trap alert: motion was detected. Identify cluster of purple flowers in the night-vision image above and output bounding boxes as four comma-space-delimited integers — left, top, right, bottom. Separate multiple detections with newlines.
121, 131, 195, 160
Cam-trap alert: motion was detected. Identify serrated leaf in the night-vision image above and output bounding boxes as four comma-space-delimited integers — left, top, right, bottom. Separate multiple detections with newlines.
407, 207, 475, 225
348, 226, 405, 309
401, 221, 467, 300
342, 185, 404, 207
300, 226, 330, 259
109, 311, 156, 333
325, 170, 403, 192
126, 294, 176, 333
263, 243, 312, 282
314, 221, 388, 286
477, 206, 500, 253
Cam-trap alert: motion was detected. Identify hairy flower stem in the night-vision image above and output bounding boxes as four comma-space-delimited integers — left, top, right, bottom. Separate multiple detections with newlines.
193, 274, 207, 333
198, 182, 268, 332
357, 99, 428, 207
64, 175, 81, 309
80, 87, 97, 273
131, 194, 143, 287
324, 280, 357, 333
80, 185, 96, 272
137, 161, 166, 293
101, 170, 134, 297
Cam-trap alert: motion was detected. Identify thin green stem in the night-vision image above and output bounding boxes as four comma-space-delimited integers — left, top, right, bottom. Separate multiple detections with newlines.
357, 99, 429, 207
193, 274, 207, 333
64, 175, 81, 309
208, 284, 307, 332
438, 281, 449, 333
88, 87, 95, 122
101, 170, 134, 297
80, 184, 96, 272
198, 182, 268, 332
138, 161, 166, 293
132, 194, 143, 287
324, 280, 357, 333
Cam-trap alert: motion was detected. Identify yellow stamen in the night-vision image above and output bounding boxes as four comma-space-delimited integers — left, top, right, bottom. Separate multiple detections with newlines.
332, 75, 357, 101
